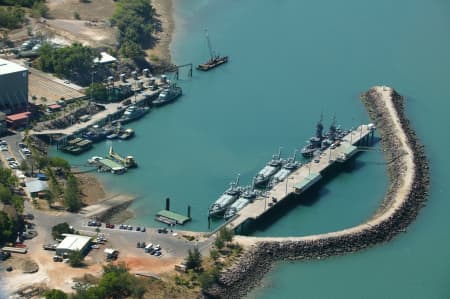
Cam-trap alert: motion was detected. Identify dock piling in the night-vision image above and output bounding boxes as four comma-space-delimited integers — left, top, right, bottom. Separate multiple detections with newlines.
165, 197, 170, 211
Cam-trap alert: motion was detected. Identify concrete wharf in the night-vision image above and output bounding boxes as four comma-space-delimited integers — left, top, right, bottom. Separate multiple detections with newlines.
29, 88, 160, 139
225, 124, 375, 232
27, 74, 170, 146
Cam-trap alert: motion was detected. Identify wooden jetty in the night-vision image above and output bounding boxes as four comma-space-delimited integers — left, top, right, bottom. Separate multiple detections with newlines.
224, 124, 375, 233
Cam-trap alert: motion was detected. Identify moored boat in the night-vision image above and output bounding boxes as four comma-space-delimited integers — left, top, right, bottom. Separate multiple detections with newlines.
152, 84, 182, 107
115, 105, 150, 125
197, 30, 228, 71
254, 148, 284, 188
208, 174, 241, 217
118, 128, 135, 140
224, 185, 259, 220
268, 150, 301, 188
61, 138, 93, 155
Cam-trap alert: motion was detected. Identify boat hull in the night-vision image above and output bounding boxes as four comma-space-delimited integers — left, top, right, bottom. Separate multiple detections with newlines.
197, 56, 228, 71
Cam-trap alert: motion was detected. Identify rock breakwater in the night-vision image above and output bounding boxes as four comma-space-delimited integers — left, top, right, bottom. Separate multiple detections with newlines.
203, 87, 430, 299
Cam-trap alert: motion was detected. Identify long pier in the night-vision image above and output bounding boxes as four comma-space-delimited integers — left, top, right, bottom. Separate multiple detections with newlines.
225, 124, 375, 232
29, 88, 160, 138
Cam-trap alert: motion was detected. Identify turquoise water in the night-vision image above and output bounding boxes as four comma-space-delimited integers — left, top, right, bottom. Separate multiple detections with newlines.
56, 0, 450, 297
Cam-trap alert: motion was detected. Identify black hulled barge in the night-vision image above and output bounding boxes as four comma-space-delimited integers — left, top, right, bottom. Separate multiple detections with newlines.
197, 30, 228, 71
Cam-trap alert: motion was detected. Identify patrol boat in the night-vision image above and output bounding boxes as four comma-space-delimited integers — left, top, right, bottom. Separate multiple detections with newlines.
268, 150, 301, 188
208, 174, 241, 217
224, 183, 260, 220
116, 105, 150, 124
152, 84, 182, 107
301, 116, 324, 158
254, 148, 284, 188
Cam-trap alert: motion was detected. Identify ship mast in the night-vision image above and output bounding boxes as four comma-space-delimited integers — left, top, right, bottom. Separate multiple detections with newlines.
205, 29, 215, 60
316, 113, 324, 140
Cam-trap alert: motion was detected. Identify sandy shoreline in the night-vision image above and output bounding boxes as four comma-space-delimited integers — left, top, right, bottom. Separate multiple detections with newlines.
147, 0, 175, 64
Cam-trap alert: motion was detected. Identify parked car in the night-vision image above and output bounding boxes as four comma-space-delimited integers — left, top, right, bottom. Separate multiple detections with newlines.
53, 256, 63, 262
0, 251, 11, 261
157, 228, 168, 234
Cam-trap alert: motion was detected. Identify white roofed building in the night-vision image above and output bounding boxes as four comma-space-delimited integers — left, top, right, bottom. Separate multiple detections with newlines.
56, 234, 91, 256
93, 52, 117, 65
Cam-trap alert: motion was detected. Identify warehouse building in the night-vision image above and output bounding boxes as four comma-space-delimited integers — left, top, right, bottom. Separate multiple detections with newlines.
0, 59, 28, 114
56, 234, 91, 257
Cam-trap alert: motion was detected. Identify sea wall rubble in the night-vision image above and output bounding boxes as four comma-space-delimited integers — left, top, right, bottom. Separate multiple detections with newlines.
203, 87, 430, 299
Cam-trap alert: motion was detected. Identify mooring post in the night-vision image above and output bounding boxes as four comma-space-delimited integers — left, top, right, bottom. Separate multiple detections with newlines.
165, 197, 170, 211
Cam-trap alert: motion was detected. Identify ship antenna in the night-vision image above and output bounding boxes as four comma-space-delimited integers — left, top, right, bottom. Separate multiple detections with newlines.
235, 173, 240, 186
278, 146, 282, 159
293, 149, 298, 161
205, 29, 214, 60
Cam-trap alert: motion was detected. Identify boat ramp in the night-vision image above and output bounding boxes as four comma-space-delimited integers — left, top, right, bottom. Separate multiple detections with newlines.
222, 124, 375, 233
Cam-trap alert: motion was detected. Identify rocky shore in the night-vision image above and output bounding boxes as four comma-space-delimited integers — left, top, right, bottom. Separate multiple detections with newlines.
203, 87, 430, 299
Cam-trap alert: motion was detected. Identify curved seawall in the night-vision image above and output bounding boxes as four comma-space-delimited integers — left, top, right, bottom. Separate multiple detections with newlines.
204, 86, 430, 298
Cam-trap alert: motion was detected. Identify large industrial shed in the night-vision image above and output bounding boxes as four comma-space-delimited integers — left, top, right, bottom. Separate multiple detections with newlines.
56, 234, 91, 256
0, 59, 28, 114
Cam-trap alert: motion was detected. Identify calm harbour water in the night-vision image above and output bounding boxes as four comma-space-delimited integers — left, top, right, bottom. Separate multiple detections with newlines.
58, 0, 450, 298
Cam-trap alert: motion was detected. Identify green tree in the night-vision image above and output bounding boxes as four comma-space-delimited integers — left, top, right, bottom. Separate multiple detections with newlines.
110, 0, 155, 59
210, 249, 219, 261
86, 82, 107, 102
218, 227, 234, 243
198, 266, 220, 289
31, 1, 48, 18
214, 237, 224, 250
0, 184, 13, 205
51, 222, 74, 239
44, 289, 68, 299
0, 211, 14, 244
11, 195, 24, 214
0, 6, 25, 29
37, 43, 97, 85
0, 0, 44, 8
68, 250, 84, 267
185, 247, 202, 271
19, 160, 29, 172
64, 175, 82, 212
0, 168, 18, 187
48, 157, 70, 171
